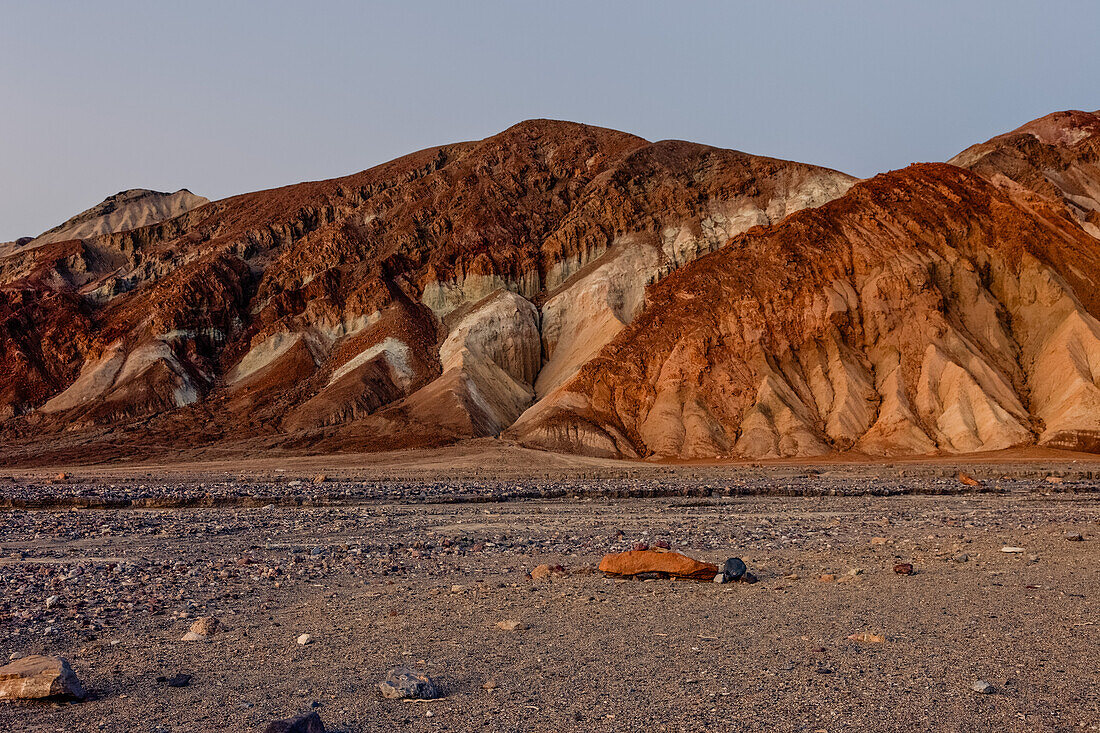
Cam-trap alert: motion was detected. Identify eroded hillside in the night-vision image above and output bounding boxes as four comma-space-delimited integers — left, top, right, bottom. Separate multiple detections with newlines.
0, 120, 854, 458
508, 162, 1100, 458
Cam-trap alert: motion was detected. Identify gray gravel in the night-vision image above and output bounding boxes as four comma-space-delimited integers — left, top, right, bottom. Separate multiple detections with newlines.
0, 474, 1098, 731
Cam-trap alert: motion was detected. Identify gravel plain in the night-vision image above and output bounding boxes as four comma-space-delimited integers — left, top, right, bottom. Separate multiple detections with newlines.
1, 445, 1098, 732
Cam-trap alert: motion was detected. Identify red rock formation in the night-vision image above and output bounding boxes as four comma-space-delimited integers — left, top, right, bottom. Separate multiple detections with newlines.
508, 163, 1100, 457
11, 113, 1100, 462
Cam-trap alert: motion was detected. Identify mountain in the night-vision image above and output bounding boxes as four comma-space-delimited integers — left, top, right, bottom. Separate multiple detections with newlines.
1, 189, 209, 257
0, 120, 854, 458
5, 112, 1100, 463
950, 110, 1100, 238
508, 162, 1100, 457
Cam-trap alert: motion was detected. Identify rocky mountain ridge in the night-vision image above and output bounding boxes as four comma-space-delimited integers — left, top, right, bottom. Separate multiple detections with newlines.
2, 111, 1099, 462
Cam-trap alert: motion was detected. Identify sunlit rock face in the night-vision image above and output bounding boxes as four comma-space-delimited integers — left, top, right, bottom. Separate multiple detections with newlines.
508, 162, 1100, 459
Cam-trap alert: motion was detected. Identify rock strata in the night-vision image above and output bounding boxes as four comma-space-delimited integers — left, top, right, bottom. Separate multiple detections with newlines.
5, 111, 1100, 463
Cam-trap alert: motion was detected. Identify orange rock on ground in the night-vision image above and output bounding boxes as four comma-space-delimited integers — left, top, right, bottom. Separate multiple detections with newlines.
598, 549, 718, 580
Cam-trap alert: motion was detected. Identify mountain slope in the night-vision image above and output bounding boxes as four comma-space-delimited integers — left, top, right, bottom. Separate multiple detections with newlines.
7, 189, 210, 254
951, 109, 1100, 238
0, 120, 854, 456
508, 163, 1100, 458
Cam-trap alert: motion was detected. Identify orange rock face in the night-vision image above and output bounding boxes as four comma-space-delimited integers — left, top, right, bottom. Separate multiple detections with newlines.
509, 161, 1100, 458
598, 550, 718, 580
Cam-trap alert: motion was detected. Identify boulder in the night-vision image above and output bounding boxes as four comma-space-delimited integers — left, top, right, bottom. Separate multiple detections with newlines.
378, 666, 441, 700
721, 557, 747, 582
263, 711, 325, 733
0, 655, 85, 700
598, 550, 718, 580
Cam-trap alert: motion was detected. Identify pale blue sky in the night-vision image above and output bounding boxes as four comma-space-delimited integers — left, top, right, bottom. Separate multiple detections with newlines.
2, 1, 1097, 239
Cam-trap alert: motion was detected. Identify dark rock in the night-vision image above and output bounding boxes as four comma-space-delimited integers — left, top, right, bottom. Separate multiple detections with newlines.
167, 673, 191, 687
893, 563, 914, 575
379, 666, 441, 700
721, 557, 747, 582
263, 711, 325, 733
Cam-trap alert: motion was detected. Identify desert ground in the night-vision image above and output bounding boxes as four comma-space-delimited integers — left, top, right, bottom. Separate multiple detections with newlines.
1, 442, 1098, 732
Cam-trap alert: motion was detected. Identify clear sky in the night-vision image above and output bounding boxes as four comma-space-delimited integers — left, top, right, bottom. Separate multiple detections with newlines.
2, 1, 1097, 239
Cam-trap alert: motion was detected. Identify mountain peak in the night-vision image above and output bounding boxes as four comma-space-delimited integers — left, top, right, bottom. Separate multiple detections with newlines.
29, 188, 209, 246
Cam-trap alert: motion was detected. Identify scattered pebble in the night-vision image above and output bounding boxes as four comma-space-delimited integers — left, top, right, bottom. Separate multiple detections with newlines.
189, 616, 220, 637
721, 557, 747, 582
495, 619, 528, 631
262, 710, 325, 733
971, 679, 995, 694
530, 564, 567, 580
